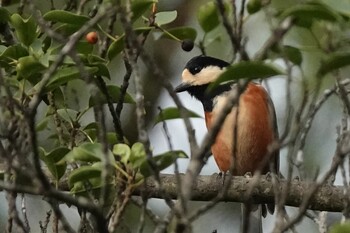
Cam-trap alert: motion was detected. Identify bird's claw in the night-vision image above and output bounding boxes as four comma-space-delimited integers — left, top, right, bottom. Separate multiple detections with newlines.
244, 172, 252, 178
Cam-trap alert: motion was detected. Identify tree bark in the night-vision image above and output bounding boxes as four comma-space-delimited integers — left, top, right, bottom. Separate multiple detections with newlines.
134, 174, 344, 212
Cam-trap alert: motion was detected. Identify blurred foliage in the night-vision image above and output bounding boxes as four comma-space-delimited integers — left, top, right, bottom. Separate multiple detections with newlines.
0, 0, 195, 201
330, 222, 350, 233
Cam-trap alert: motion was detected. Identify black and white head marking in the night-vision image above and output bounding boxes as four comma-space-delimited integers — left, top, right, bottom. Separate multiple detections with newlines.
185, 55, 229, 75
181, 55, 230, 87
175, 55, 231, 112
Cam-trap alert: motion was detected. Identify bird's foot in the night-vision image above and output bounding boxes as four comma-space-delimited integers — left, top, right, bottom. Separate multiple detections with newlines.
244, 172, 252, 178
213, 171, 227, 185
265, 171, 272, 181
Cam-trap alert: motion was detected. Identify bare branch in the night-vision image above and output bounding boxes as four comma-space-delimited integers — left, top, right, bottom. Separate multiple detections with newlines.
216, 0, 249, 61
134, 174, 346, 213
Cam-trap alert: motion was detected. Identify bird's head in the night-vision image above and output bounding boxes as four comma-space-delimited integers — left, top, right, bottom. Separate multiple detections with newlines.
175, 55, 230, 94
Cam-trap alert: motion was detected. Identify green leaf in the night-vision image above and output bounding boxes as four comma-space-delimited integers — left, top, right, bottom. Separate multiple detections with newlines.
197, 1, 220, 33
68, 165, 101, 188
46, 148, 69, 180
10, 14, 37, 46
43, 10, 89, 26
105, 85, 134, 103
51, 88, 65, 109
327, 1, 350, 18
140, 150, 188, 177
106, 132, 119, 145
39, 147, 69, 180
131, 0, 155, 22
330, 222, 350, 233
42, 36, 52, 52
89, 85, 135, 107
82, 122, 99, 141
89, 62, 110, 79
155, 10, 177, 26
16, 56, 46, 79
83, 123, 119, 144
48, 54, 75, 65
36, 117, 49, 131
283, 45, 302, 66
44, 66, 98, 92
318, 52, 350, 77
4, 77, 19, 90
210, 62, 284, 89
50, 42, 93, 57
54, 23, 82, 36
70, 180, 115, 196
76, 41, 94, 55
84, 122, 98, 130
1, 0, 20, 7
48, 147, 70, 163
113, 143, 131, 164
61, 142, 115, 163
247, 0, 262, 14
154, 107, 202, 125
107, 36, 124, 60
56, 108, 79, 122
86, 54, 107, 63
0, 45, 6, 54
0, 44, 28, 68
130, 142, 146, 164
0, 7, 11, 23
280, 3, 342, 25
160, 27, 197, 41
107, 27, 152, 61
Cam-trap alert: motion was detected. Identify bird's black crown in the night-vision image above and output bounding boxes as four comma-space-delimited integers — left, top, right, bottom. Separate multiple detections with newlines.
185, 55, 230, 75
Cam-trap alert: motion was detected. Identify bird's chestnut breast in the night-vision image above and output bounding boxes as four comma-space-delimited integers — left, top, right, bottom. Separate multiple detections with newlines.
204, 83, 275, 175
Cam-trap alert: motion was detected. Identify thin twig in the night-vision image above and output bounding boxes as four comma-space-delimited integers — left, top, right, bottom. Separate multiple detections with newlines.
275, 138, 350, 232
39, 210, 52, 233
47, 199, 76, 233
21, 194, 30, 232
254, 17, 294, 60
116, 58, 133, 117
216, 0, 249, 61
116, 0, 177, 213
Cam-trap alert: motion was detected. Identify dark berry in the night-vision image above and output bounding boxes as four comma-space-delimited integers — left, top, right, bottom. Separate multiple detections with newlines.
181, 39, 194, 52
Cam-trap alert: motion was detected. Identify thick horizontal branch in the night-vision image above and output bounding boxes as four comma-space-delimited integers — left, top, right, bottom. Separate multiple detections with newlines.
0, 173, 344, 213
135, 174, 345, 212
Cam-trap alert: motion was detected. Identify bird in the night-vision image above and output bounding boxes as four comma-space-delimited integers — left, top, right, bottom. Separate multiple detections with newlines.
175, 55, 279, 232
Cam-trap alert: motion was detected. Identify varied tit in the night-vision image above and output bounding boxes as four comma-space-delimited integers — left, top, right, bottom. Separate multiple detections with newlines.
175, 55, 279, 219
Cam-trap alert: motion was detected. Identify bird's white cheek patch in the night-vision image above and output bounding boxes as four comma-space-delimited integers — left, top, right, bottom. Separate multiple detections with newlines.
181, 69, 196, 83
181, 66, 226, 86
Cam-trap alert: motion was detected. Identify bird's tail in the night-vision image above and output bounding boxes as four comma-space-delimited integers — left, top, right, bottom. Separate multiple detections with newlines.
241, 203, 263, 233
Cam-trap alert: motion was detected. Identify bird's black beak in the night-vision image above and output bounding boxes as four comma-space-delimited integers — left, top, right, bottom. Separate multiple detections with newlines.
174, 82, 192, 92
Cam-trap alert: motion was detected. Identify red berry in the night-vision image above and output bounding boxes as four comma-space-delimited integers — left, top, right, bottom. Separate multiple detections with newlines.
86, 31, 98, 44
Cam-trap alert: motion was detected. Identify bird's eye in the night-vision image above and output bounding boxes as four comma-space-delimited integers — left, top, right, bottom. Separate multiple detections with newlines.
190, 66, 201, 74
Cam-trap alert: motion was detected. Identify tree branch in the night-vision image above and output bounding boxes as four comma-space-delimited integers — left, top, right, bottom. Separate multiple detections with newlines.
134, 174, 345, 213
0, 173, 346, 222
